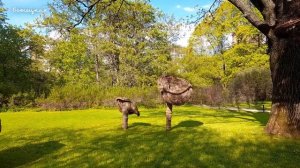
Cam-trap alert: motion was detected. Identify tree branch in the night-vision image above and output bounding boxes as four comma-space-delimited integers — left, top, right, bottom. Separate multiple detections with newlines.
228, 0, 270, 35
75, 0, 88, 8
259, 0, 276, 26
113, 0, 125, 21
68, 0, 103, 30
68, 0, 119, 30
194, 0, 221, 23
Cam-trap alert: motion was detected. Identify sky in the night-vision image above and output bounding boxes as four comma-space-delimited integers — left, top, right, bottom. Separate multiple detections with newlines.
2, 0, 214, 46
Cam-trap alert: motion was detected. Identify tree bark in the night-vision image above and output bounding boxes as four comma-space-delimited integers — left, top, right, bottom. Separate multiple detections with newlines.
263, 0, 300, 137
229, 0, 300, 138
166, 103, 172, 131
95, 54, 100, 84
110, 53, 120, 86
266, 34, 300, 137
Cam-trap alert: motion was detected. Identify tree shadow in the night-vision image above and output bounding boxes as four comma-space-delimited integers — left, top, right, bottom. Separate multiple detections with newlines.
224, 110, 270, 126
141, 107, 269, 126
130, 122, 152, 128
60, 126, 300, 168
251, 112, 269, 125
0, 141, 65, 168
173, 120, 203, 129
3, 122, 297, 167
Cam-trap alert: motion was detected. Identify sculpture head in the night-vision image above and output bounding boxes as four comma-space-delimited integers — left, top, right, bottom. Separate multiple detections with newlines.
116, 97, 140, 116
135, 108, 140, 117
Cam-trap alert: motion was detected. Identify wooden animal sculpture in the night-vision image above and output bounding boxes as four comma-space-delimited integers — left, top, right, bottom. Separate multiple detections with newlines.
157, 76, 193, 130
116, 97, 140, 130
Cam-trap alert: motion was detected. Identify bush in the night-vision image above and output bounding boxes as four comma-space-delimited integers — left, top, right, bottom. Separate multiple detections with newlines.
190, 85, 224, 107
37, 84, 162, 110
229, 68, 272, 104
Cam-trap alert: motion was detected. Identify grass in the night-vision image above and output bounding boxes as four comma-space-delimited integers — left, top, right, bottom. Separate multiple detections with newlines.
0, 106, 300, 168
226, 101, 272, 111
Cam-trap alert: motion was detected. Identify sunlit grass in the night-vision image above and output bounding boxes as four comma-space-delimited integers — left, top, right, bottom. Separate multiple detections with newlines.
227, 101, 272, 110
0, 106, 299, 168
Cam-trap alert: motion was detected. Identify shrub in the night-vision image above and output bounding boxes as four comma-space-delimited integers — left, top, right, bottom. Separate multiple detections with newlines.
190, 85, 224, 107
229, 68, 272, 104
37, 84, 162, 110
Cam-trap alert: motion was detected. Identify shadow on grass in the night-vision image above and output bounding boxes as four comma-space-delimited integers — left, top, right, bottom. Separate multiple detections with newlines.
173, 120, 203, 129
2, 121, 299, 167
225, 110, 270, 126
251, 112, 269, 125
55, 126, 300, 168
131, 122, 151, 128
0, 141, 65, 168
141, 107, 270, 126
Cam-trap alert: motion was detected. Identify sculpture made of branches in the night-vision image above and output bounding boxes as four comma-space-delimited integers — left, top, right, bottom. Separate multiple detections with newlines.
158, 76, 193, 130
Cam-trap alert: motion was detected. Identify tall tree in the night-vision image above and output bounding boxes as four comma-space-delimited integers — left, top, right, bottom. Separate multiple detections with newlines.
42, 0, 171, 87
223, 0, 300, 137
0, 0, 6, 25
45, 30, 94, 85
188, 1, 269, 87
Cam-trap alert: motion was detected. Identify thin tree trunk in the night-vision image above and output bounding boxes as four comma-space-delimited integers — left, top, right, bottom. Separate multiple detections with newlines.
111, 53, 120, 86
95, 54, 100, 84
166, 103, 172, 131
266, 34, 300, 137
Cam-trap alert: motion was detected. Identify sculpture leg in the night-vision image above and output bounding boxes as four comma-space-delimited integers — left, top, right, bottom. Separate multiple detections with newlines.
122, 113, 128, 130
166, 103, 172, 131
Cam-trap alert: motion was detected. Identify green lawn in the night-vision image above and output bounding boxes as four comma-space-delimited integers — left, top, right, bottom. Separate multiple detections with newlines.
0, 106, 300, 168
227, 101, 272, 111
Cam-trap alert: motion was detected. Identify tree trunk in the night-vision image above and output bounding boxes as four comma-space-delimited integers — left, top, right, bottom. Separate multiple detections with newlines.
110, 53, 120, 86
265, 32, 300, 137
95, 54, 100, 84
166, 103, 172, 131
264, 0, 300, 137
229, 0, 300, 138
122, 113, 128, 130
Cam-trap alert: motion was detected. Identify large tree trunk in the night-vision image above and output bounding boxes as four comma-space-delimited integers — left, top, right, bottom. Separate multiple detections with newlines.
265, 0, 300, 137
266, 36, 300, 137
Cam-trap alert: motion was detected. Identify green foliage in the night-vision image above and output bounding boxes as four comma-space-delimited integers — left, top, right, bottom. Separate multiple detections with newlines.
188, 1, 263, 55
0, 25, 31, 97
38, 84, 161, 110
0, 0, 273, 109
222, 43, 269, 84
179, 1, 271, 105
45, 31, 94, 84
170, 55, 223, 88
0, 6, 53, 108
0, 0, 6, 24
1, 106, 300, 167
43, 0, 171, 87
